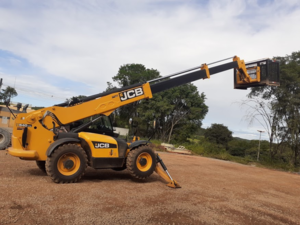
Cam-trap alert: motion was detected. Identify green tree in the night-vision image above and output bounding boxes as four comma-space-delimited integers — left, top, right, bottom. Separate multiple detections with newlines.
113, 64, 160, 87
112, 64, 161, 126
0, 86, 18, 103
66, 95, 87, 106
105, 82, 117, 92
227, 139, 250, 156
138, 83, 208, 143
248, 51, 300, 166
204, 123, 233, 149
107, 63, 208, 142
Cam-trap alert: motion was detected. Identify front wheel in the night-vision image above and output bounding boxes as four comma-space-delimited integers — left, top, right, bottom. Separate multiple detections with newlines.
46, 143, 88, 183
126, 145, 156, 180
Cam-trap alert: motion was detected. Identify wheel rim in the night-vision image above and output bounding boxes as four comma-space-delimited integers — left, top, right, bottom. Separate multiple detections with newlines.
57, 153, 80, 176
136, 152, 152, 172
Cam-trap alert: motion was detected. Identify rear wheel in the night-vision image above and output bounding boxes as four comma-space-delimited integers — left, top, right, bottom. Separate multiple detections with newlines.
36, 161, 46, 173
126, 145, 156, 180
0, 128, 10, 150
46, 143, 88, 183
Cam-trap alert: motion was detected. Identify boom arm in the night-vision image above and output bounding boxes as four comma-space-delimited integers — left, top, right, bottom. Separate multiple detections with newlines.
24, 56, 279, 128
150, 59, 237, 94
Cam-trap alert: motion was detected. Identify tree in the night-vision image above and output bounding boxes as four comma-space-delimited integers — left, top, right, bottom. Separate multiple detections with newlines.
111, 64, 161, 127
240, 98, 282, 159
204, 123, 233, 149
105, 82, 117, 92
0, 86, 18, 103
248, 51, 300, 166
65, 95, 87, 106
138, 83, 208, 143
113, 64, 160, 87
107, 63, 208, 142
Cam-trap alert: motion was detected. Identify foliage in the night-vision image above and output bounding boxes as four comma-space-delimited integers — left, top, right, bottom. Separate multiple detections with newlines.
204, 123, 233, 149
169, 136, 299, 172
240, 98, 281, 159
66, 95, 87, 104
227, 139, 249, 156
0, 86, 18, 103
108, 63, 208, 143
32, 106, 44, 110
137, 83, 208, 143
113, 64, 160, 87
112, 64, 161, 127
248, 51, 300, 166
105, 82, 117, 92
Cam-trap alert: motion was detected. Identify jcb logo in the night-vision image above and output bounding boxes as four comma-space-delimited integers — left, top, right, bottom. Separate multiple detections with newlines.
120, 87, 144, 101
94, 143, 109, 148
93, 142, 117, 149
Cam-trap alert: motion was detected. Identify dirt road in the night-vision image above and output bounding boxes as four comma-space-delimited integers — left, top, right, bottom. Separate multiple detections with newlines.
0, 150, 299, 225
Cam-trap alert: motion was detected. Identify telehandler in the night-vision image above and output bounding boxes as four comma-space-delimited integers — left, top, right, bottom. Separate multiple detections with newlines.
7, 56, 279, 188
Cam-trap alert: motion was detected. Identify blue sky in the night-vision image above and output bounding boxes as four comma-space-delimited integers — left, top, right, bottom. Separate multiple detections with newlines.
0, 0, 299, 139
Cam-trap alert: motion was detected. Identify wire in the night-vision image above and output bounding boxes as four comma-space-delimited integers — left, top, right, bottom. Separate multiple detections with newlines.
1, 84, 68, 100
148, 56, 235, 83
207, 56, 235, 66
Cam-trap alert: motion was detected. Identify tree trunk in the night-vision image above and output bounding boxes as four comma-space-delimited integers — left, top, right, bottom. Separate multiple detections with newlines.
294, 146, 299, 167
167, 123, 174, 143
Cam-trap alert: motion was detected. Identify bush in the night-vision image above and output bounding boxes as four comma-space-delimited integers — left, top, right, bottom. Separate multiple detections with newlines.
204, 123, 233, 149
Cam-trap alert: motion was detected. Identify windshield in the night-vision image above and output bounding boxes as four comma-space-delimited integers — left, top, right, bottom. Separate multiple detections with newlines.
69, 114, 113, 132
99, 116, 113, 131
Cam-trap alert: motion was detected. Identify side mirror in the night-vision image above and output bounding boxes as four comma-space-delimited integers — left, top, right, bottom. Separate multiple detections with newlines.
22, 104, 29, 113
16, 103, 22, 111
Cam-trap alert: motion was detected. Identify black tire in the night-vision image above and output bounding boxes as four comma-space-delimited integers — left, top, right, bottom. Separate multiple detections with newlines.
0, 128, 11, 150
36, 161, 46, 173
46, 143, 88, 183
126, 145, 156, 180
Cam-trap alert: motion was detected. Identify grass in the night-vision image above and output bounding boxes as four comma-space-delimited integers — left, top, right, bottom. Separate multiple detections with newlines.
152, 139, 300, 173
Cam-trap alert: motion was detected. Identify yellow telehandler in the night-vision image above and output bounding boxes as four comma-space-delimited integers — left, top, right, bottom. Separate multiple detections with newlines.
7, 56, 279, 188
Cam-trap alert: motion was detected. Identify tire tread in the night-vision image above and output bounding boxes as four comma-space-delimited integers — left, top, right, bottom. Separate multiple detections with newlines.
46, 143, 88, 183
126, 145, 156, 180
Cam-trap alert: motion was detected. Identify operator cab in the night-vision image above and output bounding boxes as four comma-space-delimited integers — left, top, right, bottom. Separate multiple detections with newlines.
69, 115, 119, 138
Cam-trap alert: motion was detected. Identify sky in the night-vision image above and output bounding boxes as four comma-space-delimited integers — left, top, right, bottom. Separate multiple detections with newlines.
0, 0, 299, 140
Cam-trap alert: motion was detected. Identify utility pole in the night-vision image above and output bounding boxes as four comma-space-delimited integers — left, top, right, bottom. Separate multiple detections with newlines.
257, 130, 264, 161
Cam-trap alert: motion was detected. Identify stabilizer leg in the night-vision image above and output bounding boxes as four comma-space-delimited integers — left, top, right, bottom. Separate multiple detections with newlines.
155, 154, 181, 188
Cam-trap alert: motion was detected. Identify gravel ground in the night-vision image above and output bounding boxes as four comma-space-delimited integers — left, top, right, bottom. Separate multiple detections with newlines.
1, 150, 300, 225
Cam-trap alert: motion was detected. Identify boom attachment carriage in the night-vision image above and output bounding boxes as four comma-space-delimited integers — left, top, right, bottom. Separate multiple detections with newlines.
233, 57, 280, 89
